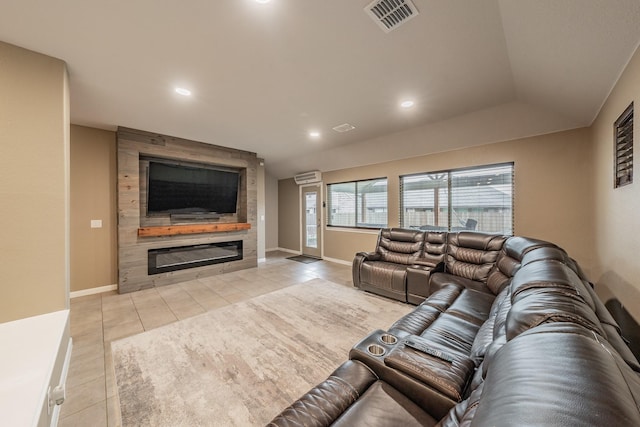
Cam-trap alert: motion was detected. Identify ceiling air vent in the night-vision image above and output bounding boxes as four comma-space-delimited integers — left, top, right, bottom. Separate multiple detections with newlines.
332, 123, 356, 133
365, 0, 419, 33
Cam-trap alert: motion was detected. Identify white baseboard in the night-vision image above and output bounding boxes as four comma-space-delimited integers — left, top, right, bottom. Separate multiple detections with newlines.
70, 284, 118, 299
321, 256, 352, 266
273, 247, 302, 255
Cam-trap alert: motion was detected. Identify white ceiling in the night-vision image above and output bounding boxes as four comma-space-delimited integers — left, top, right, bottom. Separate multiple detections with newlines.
1, 0, 639, 179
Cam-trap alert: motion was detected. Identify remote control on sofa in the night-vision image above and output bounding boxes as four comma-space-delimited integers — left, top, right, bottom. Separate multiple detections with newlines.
404, 339, 456, 363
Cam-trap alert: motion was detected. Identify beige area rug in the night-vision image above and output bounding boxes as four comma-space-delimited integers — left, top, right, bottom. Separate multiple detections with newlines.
111, 279, 413, 426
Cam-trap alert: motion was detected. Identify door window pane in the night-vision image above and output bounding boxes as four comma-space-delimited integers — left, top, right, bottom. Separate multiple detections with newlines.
305, 192, 317, 248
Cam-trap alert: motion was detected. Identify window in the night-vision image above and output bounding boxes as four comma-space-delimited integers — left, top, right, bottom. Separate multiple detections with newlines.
614, 102, 633, 188
327, 178, 388, 228
400, 163, 514, 235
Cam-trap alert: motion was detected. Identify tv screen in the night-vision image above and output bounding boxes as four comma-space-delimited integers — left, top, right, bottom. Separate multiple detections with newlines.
147, 162, 239, 215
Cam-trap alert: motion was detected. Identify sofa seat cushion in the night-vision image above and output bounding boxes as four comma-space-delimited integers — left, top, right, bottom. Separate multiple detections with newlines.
389, 287, 491, 356
332, 381, 437, 427
389, 305, 442, 338
445, 289, 495, 326
430, 272, 492, 295
418, 313, 482, 357
420, 285, 463, 312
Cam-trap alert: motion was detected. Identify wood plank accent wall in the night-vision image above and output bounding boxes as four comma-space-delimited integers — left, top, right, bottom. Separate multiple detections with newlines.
117, 127, 258, 293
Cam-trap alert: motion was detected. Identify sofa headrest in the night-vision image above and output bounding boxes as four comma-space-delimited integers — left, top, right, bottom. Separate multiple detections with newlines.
522, 246, 571, 265
381, 228, 425, 243
450, 232, 507, 251
377, 228, 424, 265
502, 236, 557, 260
424, 231, 447, 244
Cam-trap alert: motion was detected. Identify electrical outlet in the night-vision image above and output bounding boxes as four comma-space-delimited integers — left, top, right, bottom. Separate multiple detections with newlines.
90, 220, 102, 228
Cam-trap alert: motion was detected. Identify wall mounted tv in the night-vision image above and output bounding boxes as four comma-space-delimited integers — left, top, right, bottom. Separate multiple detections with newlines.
147, 161, 240, 216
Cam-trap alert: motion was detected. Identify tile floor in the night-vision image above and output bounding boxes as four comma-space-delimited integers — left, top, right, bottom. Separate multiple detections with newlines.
59, 252, 353, 426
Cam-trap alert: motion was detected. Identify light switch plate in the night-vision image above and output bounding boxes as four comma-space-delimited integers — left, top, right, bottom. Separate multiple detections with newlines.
90, 219, 102, 228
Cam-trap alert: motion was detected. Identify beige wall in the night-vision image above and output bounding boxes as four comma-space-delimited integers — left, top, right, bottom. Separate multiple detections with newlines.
278, 178, 300, 251
0, 41, 69, 323
257, 159, 266, 260
279, 128, 594, 274
265, 171, 279, 250
591, 45, 640, 320
70, 125, 117, 292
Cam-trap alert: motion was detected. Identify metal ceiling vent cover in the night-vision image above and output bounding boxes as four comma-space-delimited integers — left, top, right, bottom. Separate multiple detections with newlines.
332, 123, 356, 133
365, 0, 419, 33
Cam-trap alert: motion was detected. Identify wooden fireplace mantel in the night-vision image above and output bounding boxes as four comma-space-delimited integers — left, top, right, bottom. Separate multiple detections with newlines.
138, 222, 251, 237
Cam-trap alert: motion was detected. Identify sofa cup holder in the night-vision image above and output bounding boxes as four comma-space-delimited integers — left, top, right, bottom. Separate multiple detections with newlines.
367, 344, 386, 356
379, 333, 398, 345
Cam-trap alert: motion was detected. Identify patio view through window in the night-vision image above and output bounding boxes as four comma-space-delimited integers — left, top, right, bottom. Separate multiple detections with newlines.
327, 178, 388, 228
400, 163, 514, 235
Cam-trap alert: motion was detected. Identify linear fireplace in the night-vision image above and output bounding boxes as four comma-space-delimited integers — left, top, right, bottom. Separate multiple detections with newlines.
148, 241, 243, 275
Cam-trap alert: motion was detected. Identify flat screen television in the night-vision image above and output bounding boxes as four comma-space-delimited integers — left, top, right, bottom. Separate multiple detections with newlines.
147, 161, 239, 215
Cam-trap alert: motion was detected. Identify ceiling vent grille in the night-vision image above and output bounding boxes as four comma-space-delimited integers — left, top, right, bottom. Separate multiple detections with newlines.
365, 0, 419, 33
332, 123, 356, 133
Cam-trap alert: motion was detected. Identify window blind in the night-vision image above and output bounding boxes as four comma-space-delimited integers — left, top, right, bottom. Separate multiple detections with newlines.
450, 164, 513, 235
615, 102, 633, 188
327, 178, 388, 228
400, 163, 514, 235
400, 173, 448, 230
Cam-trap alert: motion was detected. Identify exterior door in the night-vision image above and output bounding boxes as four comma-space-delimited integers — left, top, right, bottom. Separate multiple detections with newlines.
301, 184, 322, 258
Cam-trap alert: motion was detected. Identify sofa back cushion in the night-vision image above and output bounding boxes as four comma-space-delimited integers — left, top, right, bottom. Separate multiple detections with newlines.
485, 236, 557, 294
376, 228, 425, 265
468, 325, 640, 427
506, 261, 604, 341
444, 232, 507, 287
469, 287, 510, 365
417, 231, 447, 267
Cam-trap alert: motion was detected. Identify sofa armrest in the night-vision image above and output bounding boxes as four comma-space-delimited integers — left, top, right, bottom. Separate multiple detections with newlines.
267, 360, 377, 427
356, 251, 381, 261
383, 336, 476, 402
406, 262, 445, 303
352, 252, 381, 289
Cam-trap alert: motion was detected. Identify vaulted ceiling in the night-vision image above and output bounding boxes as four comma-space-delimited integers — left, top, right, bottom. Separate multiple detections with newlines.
1, 0, 639, 178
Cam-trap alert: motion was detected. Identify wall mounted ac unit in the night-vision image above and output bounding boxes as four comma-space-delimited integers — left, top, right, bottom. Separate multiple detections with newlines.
294, 170, 322, 185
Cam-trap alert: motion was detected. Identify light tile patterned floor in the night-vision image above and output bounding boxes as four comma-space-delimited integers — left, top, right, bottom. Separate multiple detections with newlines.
59, 252, 353, 427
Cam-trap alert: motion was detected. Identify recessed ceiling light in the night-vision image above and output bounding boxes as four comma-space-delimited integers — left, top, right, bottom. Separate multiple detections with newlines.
255, 0, 271, 3
309, 131, 321, 138
175, 87, 191, 96
400, 100, 415, 108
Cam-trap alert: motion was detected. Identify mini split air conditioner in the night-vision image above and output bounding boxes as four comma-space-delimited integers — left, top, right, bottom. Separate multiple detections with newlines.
294, 170, 322, 185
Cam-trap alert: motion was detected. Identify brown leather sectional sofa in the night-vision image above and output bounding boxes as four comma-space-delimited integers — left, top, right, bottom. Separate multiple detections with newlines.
268, 229, 640, 426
